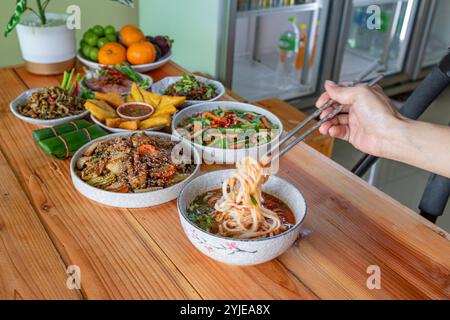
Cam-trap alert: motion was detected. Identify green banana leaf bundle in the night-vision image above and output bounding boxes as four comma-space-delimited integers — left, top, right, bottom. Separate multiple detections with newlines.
32, 120, 92, 143
37, 125, 108, 159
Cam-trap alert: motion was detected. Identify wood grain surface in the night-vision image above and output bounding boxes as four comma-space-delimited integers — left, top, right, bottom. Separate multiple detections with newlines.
0, 61, 447, 300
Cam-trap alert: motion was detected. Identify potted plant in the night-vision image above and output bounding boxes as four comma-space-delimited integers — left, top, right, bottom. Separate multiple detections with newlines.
4, 0, 134, 75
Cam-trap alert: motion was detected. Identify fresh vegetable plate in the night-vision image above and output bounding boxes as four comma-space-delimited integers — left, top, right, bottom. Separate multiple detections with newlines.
10, 88, 89, 127
77, 51, 172, 73
152, 75, 225, 108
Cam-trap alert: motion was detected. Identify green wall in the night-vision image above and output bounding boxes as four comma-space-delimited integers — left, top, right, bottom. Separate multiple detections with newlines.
0, 0, 138, 67
139, 0, 223, 77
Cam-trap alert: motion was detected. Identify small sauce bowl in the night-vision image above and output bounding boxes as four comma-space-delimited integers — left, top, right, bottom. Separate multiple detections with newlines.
117, 102, 154, 121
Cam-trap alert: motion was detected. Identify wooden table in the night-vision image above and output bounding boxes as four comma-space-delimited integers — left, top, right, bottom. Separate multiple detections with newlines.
0, 62, 449, 300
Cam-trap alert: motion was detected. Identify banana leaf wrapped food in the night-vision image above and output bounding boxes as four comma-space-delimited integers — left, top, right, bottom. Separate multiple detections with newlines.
32, 120, 92, 143
37, 125, 108, 159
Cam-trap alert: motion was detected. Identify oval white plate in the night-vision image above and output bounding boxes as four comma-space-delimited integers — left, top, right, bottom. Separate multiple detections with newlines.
10, 88, 89, 127
80, 69, 153, 96
90, 114, 165, 133
71, 131, 201, 208
77, 51, 172, 73
151, 76, 225, 108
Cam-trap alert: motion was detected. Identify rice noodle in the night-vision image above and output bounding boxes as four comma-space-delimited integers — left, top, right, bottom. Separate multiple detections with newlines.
214, 157, 282, 239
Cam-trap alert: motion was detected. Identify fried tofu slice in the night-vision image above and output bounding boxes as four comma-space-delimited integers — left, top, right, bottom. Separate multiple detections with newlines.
105, 118, 123, 128
159, 95, 186, 108
130, 83, 144, 102
139, 114, 171, 130
94, 92, 125, 109
154, 104, 177, 117
139, 89, 162, 107
84, 99, 117, 122
119, 120, 139, 131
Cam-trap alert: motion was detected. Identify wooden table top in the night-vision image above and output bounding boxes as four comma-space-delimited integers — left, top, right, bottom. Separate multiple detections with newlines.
0, 62, 449, 300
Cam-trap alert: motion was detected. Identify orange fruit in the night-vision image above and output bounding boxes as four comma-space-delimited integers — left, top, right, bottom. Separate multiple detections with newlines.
119, 25, 145, 47
127, 41, 157, 65
98, 42, 127, 65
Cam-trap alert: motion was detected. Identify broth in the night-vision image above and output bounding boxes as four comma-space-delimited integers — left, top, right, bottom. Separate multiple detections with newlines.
187, 189, 295, 239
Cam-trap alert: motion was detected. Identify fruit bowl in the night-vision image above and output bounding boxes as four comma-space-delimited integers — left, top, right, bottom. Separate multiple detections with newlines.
77, 51, 172, 73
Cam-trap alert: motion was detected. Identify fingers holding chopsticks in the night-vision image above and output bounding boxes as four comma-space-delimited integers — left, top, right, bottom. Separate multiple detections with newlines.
318, 109, 350, 140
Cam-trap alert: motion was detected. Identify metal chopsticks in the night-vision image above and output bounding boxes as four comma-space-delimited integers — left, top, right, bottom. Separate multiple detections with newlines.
262, 74, 385, 165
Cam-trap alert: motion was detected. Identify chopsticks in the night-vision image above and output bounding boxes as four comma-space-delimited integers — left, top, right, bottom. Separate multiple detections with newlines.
261, 74, 385, 166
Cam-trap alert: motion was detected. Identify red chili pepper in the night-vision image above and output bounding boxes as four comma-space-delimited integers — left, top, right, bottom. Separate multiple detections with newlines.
233, 120, 240, 125
73, 83, 79, 96
246, 114, 254, 120
102, 66, 127, 78
225, 123, 231, 128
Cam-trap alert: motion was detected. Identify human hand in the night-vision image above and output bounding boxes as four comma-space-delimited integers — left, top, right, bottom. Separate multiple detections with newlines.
316, 80, 405, 157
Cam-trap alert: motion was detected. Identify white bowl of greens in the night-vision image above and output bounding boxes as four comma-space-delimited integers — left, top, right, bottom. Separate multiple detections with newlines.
172, 101, 283, 164
152, 74, 225, 108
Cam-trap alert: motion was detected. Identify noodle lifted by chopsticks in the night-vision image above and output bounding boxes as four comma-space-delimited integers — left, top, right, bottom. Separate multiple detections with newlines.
214, 157, 282, 239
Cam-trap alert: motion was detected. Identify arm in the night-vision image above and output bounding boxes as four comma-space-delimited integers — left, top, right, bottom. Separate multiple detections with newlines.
316, 81, 450, 178
381, 119, 450, 178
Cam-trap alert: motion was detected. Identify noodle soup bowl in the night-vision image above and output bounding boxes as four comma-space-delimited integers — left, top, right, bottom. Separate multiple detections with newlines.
178, 170, 307, 266
171, 101, 283, 165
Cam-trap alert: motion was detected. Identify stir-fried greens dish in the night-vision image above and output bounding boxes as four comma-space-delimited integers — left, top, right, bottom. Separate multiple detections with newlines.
177, 107, 279, 149
165, 74, 218, 101
76, 133, 195, 193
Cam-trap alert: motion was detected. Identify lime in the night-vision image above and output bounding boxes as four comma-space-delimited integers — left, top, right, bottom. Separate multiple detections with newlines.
97, 37, 109, 49
92, 25, 104, 37
105, 32, 117, 43
89, 47, 99, 62
82, 45, 93, 59
104, 25, 116, 35
84, 32, 99, 47
79, 39, 88, 49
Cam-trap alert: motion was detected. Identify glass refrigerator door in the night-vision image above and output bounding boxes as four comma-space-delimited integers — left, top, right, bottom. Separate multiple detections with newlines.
230, 0, 330, 102
339, 0, 418, 83
421, 0, 450, 68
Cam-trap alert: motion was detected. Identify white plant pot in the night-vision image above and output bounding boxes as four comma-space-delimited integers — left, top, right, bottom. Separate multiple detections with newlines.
16, 13, 76, 75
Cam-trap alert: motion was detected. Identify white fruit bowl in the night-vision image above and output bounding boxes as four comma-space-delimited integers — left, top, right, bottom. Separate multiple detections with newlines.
77, 51, 172, 73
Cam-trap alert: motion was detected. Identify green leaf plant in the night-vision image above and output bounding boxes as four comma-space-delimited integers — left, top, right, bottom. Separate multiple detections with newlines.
4, 0, 134, 37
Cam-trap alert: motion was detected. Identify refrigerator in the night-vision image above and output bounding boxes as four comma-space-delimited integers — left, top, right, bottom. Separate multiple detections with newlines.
219, 0, 336, 103
405, 0, 450, 80
335, 0, 419, 84
139, 0, 449, 108
219, 0, 448, 107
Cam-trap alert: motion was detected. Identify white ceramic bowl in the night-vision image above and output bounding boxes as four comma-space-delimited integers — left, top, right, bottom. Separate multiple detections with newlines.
10, 88, 89, 127
151, 76, 225, 108
77, 51, 172, 73
71, 131, 201, 208
178, 170, 307, 266
80, 69, 153, 96
171, 101, 283, 164
90, 114, 165, 133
